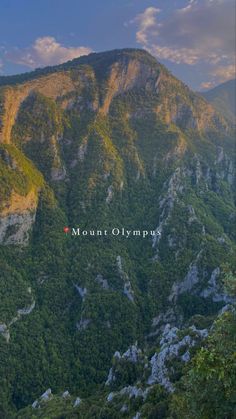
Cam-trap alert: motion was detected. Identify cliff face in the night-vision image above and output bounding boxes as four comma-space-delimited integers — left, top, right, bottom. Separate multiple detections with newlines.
0, 72, 77, 144
0, 49, 228, 146
100, 58, 160, 114
0, 49, 235, 416
0, 143, 43, 245
0, 189, 38, 245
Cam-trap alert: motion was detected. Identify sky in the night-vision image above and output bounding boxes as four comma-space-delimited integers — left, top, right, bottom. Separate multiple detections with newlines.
0, 0, 235, 90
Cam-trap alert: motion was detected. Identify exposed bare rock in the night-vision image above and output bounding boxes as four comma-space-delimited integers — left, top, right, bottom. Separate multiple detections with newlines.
74, 285, 87, 301
106, 185, 113, 204
164, 133, 187, 164
120, 404, 128, 413
62, 391, 70, 399
1, 189, 38, 216
70, 138, 89, 168
32, 388, 53, 408
41, 389, 53, 402
107, 385, 149, 403
119, 386, 149, 400
105, 367, 116, 386
114, 351, 121, 359
100, 59, 160, 114
51, 165, 66, 181
107, 392, 114, 402
76, 318, 91, 331
151, 309, 178, 331
156, 74, 228, 134
169, 264, 199, 303
218, 304, 235, 316
187, 205, 198, 224
105, 343, 142, 386
50, 134, 67, 181
73, 397, 82, 407
216, 146, 224, 164
117, 256, 135, 302
124, 281, 135, 302
168, 250, 203, 302
95, 274, 109, 290
122, 344, 142, 363
148, 324, 208, 392
0, 73, 76, 144
0, 323, 10, 343
0, 189, 38, 245
78, 138, 88, 161
152, 167, 183, 255
0, 212, 36, 246
200, 267, 235, 303
214, 147, 235, 186
0, 300, 35, 342
15, 301, 35, 318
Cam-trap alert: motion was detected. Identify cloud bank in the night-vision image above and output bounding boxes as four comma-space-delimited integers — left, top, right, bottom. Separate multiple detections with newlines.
5, 36, 92, 68
133, 0, 235, 85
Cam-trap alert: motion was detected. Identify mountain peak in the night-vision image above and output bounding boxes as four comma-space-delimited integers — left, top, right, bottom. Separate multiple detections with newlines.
0, 48, 160, 88
0, 48, 231, 145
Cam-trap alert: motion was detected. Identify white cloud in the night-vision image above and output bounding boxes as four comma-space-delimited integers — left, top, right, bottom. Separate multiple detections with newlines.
200, 81, 215, 90
200, 64, 235, 90
132, 0, 235, 76
211, 64, 235, 82
5, 36, 92, 68
135, 7, 161, 44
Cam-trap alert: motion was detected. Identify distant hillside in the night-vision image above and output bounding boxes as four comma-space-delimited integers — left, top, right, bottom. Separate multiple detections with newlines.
201, 79, 235, 123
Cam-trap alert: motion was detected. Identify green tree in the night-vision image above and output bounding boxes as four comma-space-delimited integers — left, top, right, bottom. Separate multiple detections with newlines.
171, 310, 236, 419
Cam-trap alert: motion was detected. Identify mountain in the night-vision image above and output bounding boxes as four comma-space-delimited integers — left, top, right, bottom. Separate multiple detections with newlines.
201, 79, 236, 123
0, 49, 235, 419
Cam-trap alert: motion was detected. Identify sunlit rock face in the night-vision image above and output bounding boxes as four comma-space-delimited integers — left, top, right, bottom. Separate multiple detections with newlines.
0, 190, 38, 245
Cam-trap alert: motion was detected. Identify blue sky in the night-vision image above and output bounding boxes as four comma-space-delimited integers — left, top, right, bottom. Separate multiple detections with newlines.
0, 0, 235, 90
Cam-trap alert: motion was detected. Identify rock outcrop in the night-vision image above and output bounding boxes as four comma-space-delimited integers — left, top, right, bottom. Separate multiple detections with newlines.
0, 190, 38, 245
148, 324, 208, 392
0, 300, 35, 342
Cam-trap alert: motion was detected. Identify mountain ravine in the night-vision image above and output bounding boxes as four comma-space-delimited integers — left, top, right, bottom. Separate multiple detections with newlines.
0, 48, 235, 419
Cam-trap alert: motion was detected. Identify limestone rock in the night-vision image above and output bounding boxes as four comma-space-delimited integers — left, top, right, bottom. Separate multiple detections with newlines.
73, 397, 82, 407
148, 323, 208, 392
0, 190, 38, 246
